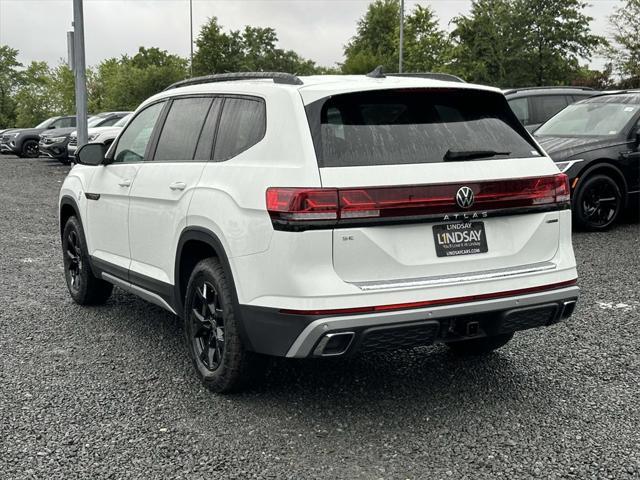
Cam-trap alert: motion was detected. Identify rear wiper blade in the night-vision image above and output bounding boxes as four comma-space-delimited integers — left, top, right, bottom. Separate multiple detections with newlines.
443, 149, 511, 161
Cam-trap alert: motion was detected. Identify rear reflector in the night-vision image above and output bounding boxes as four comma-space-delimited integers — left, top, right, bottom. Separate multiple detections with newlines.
267, 174, 570, 230
280, 279, 578, 316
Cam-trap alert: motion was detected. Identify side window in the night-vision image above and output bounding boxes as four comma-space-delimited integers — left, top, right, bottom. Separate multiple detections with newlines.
98, 116, 120, 127
113, 102, 164, 163
194, 98, 223, 160
154, 97, 212, 161
508, 97, 530, 125
214, 97, 266, 161
51, 118, 66, 129
532, 95, 568, 125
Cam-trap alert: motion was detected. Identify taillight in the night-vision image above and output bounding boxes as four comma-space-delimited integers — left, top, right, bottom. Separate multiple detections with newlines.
267, 174, 571, 231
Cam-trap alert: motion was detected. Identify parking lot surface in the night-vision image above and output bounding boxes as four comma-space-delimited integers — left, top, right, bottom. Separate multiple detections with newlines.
0, 155, 639, 479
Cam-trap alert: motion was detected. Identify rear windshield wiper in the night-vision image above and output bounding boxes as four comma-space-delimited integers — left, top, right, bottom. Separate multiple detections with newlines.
443, 149, 511, 162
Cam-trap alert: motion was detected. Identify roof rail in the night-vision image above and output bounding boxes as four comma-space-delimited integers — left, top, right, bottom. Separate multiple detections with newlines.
164, 72, 303, 91
389, 72, 466, 83
503, 85, 595, 95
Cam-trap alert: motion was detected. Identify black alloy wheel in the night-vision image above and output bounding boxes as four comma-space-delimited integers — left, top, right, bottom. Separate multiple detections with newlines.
61, 216, 113, 305
64, 229, 83, 294
575, 174, 622, 231
21, 140, 39, 158
189, 281, 226, 371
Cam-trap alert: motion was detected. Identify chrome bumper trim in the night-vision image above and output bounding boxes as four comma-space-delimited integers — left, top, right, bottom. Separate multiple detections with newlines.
351, 261, 557, 291
285, 286, 580, 358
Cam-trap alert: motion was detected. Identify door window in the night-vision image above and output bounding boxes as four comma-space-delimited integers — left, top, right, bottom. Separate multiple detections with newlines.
154, 97, 212, 161
508, 97, 530, 125
214, 97, 266, 161
531, 95, 568, 125
113, 102, 165, 163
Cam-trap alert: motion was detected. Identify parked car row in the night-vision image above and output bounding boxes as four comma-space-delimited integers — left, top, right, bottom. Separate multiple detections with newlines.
0, 112, 130, 163
2, 80, 638, 234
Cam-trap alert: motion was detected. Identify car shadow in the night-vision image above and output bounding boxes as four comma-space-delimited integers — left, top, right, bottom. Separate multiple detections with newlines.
91, 288, 537, 426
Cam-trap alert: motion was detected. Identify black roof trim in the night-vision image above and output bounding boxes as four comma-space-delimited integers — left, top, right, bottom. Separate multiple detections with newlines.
164, 72, 303, 91
389, 72, 466, 83
503, 85, 595, 95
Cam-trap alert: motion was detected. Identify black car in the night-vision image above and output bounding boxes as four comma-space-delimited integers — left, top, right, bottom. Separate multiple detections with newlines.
534, 91, 640, 230
0, 116, 76, 158
38, 112, 130, 163
505, 87, 598, 132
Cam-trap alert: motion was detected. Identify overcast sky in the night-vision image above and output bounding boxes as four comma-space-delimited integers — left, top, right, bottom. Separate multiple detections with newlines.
0, 0, 619, 70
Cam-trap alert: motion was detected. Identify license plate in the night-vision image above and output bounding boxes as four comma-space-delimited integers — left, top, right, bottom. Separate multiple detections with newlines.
433, 221, 488, 257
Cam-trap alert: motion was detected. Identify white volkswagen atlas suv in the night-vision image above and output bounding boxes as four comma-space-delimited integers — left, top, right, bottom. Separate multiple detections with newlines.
59, 71, 579, 392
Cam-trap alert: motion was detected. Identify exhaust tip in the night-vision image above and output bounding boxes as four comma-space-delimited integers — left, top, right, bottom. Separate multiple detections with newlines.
561, 300, 577, 319
313, 332, 355, 357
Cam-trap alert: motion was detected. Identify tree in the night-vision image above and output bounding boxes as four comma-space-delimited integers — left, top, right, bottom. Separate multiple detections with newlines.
515, 0, 606, 86
608, 0, 640, 87
0, 45, 22, 128
342, 0, 452, 74
14, 61, 57, 127
451, 0, 605, 87
193, 17, 322, 75
92, 47, 188, 111
450, 0, 516, 87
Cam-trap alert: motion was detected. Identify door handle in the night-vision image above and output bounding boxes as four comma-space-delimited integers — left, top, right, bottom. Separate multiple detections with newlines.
118, 179, 132, 187
169, 181, 186, 191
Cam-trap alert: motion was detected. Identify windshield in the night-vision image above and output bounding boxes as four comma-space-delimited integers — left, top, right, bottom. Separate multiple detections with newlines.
113, 114, 132, 127
308, 89, 539, 167
35, 117, 55, 129
536, 102, 639, 137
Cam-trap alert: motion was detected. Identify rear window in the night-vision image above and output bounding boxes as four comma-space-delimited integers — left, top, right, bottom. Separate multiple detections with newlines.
307, 89, 539, 168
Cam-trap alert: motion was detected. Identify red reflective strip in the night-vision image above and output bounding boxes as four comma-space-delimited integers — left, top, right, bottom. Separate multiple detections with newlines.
280, 279, 577, 316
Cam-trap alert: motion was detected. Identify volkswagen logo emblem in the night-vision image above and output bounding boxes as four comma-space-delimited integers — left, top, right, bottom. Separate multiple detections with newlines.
456, 186, 475, 209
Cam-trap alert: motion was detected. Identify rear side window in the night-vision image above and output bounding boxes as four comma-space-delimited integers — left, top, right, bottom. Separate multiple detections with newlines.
531, 95, 568, 125
214, 97, 266, 161
154, 97, 212, 161
309, 89, 538, 168
194, 98, 223, 160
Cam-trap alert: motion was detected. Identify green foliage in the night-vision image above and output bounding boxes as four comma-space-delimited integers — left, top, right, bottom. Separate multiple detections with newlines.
193, 17, 322, 75
92, 47, 188, 111
13, 61, 76, 127
342, 0, 452, 74
451, 0, 606, 87
608, 0, 640, 87
0, 45, 22, 128
450, 0, 515, 86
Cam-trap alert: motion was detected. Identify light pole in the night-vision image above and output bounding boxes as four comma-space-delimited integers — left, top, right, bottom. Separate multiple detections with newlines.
73, 0, 88, 147
189, 0, 194, 77
399, 0, 404, 73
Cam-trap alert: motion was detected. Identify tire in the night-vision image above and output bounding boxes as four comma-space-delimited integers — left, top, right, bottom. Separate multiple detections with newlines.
573, 173, 622, 231
19, 139, 39, 158
184, 257, 264, 393
62, 216, 113, 305
446, 332, 514, 356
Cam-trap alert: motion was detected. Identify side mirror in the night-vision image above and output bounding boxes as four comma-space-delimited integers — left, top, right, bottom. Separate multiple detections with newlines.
47, 124, 56, 129
76, 143, 107, 166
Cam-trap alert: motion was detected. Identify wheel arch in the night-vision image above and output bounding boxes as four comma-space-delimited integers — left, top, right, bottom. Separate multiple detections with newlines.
574, 160, 628, 203
59, 195, 83, 239
174, 227, 254, 349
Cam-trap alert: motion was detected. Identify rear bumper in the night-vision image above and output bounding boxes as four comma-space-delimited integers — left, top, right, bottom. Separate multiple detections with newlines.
238, 285, 579, 358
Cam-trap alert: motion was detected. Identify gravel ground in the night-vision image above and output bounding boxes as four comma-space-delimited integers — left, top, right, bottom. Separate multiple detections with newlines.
0, 155, 639, 480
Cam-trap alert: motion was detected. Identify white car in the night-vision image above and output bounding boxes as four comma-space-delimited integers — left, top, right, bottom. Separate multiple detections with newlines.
58, 71, 579, 392
67, 113, 132, 160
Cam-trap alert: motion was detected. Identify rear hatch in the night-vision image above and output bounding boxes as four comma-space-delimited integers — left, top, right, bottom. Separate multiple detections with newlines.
274, 86, 569, 287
